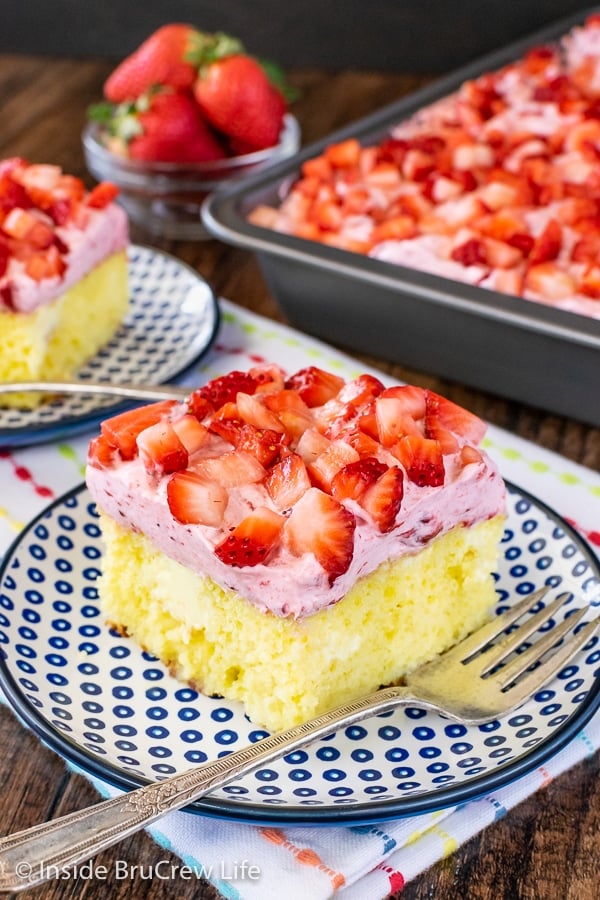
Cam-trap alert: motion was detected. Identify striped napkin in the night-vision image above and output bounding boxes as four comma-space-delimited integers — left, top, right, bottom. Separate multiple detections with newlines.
1, 300, 598, 899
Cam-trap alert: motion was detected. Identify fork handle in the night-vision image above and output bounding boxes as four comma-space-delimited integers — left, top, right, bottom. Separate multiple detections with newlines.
0, 685, 423, 891
0, 380, 191, 403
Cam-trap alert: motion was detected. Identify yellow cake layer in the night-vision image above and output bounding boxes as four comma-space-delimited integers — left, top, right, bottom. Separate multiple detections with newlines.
97, 511, 505, 733
0, 250, 128, 408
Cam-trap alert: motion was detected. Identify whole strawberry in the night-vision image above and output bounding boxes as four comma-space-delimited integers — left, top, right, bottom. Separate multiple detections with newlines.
193, 54, 286, 152
104, 24, 199, 102
92, 90, 225, 164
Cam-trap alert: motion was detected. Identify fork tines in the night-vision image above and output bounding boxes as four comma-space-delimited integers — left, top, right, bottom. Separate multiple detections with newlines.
460, 586, 598, 688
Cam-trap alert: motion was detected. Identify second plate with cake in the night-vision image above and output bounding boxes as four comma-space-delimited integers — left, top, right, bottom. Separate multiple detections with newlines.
0, 245, 220, 448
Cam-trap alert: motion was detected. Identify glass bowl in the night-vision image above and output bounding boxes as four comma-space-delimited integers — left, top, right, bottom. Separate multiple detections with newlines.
82, 114, 300, 240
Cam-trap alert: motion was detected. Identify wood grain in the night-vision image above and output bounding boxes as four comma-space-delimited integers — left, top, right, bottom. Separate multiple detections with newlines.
0, 54, 598, 900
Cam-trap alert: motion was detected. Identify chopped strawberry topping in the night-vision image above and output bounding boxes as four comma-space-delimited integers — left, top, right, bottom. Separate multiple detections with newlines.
360, 465, 404, 532
136, 420, 188, 475
285, 366, 345, 407
284, 487, 356, 583
330, 457, 388, 502
236, 424, 285, 467
192, 370, 260, 409
100, 400, 178, 460
87, 182, 120, 208
87, 434, 119, 469
265, 453, 312, 510
92, 365, 493, 584
215, 507, 284, 567
394, 434, 445, 487
167, 470, 228, 526
425, 391, 487, 444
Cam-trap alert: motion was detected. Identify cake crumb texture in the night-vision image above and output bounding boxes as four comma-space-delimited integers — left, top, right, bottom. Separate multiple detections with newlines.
98, 511, 504, 733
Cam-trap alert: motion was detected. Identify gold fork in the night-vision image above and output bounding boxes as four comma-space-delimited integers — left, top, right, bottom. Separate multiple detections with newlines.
0, 586, 596, 892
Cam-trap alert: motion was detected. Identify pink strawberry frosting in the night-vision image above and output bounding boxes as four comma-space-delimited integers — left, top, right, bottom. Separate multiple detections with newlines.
86, 400, 506, 620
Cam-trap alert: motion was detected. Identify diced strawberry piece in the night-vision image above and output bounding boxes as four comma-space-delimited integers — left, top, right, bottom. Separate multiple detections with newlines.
236, 424, 285, 467
215, 507, 285, 568
394, 434, 445, 487
100, 400, 178, 460
87, 182, 119, 208
263, 388, 311, 415
24, 246, 66, 282
579, 266, 600, 298
187, 391, 213, 422
87, 434, 119, 469
284, 367, 345, 407
492, 266, 525, 296
265, 453, 312, 511
192, 371, 259, 410
14, 163, 61, 193
27, 220, 54, 250
460, 444, 484, 466
371, 215, 417, 243
47, 198, 74, 226
330, 457, 388, 501
136, 420, 188, 475
528, 219, 562, 265
325, 139, 361, 169
263, 389, 315, 440
207, 401, 244, 445
189, 450, 266, 486
571, 232, 600, 263
342, 428, 382, 458
301, 155, 333, 181
354, 400, 380, 440
248, 364, 286, 393
235, 391, 285, 432
308, 439, 360, 492
167, 470, 228, 527
360, 465, 404, 533
375, 386, 426, 446
425, 391, 487, 444
482, 237, 524, 268
525, 262, 576, 299
311, 200, 343, 232
314, 397, 359, 439
284, 487, 356, 583
505, 232, 535, 257
450, 237, 488, 267
424, 419, 459, 454
295, 427, 331, 464
0, 177, 31, 214
337, 373, 385, 407
172, 415, 211, 454
2, 207, 38, 239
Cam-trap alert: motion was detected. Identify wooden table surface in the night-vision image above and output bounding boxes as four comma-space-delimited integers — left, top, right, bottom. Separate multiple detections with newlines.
0, 53, 599, 900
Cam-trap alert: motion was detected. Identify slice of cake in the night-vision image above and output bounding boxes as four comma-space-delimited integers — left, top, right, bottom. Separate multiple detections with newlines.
0, 157, 129, 407
86, 365, 506, 732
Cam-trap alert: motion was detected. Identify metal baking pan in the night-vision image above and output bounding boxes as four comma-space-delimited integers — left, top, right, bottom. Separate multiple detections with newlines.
202, 8, 600, 427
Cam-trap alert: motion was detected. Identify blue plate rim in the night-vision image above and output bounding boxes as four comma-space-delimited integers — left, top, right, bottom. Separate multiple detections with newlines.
0, 244, 221, 449
0, 480, 598, 826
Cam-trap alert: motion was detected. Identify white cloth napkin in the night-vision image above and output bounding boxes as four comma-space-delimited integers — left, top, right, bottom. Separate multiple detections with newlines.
1, 300, 598, 899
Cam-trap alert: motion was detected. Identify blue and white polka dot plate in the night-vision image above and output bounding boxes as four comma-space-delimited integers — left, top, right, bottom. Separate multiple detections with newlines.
0, 245, 220, 448
0, 481, 599, 825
